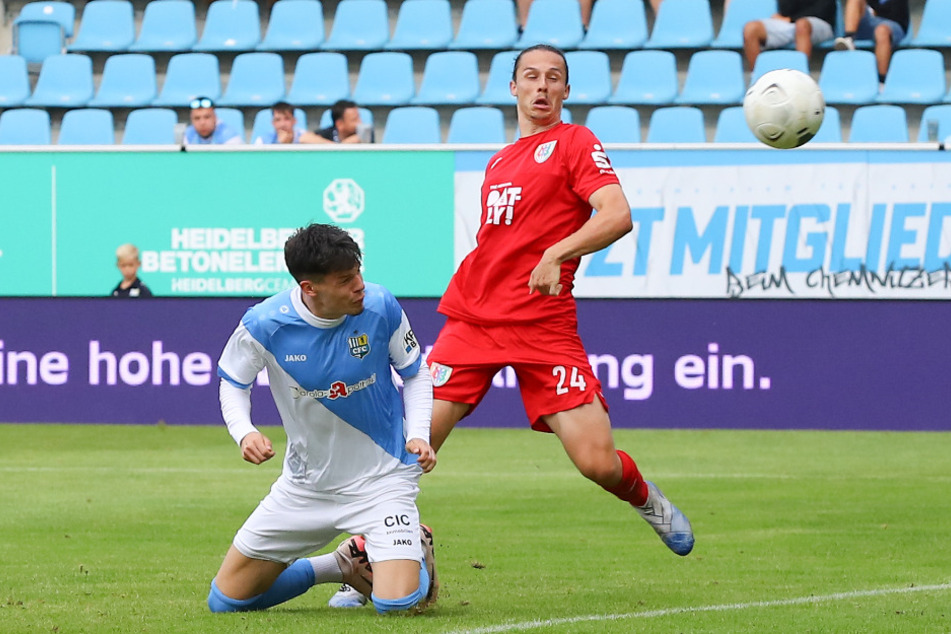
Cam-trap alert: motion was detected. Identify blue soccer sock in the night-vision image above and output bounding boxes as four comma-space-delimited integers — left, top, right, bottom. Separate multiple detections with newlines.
207, 559, 316, 613
370, 558, 429, 614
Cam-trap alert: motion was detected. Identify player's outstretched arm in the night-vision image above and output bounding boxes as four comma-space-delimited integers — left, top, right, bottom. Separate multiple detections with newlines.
406, 438, 437, 473
240, 432, 275, 465
528, 183, 633, 295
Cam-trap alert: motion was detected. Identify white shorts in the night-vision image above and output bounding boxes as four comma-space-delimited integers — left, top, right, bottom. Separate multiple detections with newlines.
233, 474, 423, 565
762, 16, 834, 49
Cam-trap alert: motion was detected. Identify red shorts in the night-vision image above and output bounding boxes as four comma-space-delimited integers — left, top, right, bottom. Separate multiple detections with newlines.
426, 318, 607, 432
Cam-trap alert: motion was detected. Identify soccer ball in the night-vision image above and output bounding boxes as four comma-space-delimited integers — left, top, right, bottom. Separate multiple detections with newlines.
743, 69, 825, 149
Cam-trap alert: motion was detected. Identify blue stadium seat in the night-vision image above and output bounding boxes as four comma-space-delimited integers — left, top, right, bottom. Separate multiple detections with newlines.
849, 104, 908, 143
318, 107, 374, 128
386, 0, 452, 50
518, 0, 585, 49
911, 0, 951, 48
450, 0, 518, 50
413, 51, 480, 105
250, 107, 307, 143
811, 105, 842, 142
713, 106, 758, 143
323, 0, 389, 50
122, 108, 178, 145
193, 0, 261, 51
0, 108, 51, 144
352, 52, 415, 106
585, 106, 640, 143
15, 1, 75, 38
218, 52, 285, 107
609, 50, 678, 105
447, 107, 506, 144
0, 56, 31, 107
215, 108, 246, 141
579, 0, 648, 50
68, 0, 134, 52
89, 53, 157, 107
257, 0, 324, 51
818, 50, 879, 105
476, 49, 519, 106
129, 0, 197, 52
14, 20, 65, 65
645, 0, 714, 49
917, 104, 951, 142
712, 0, 777, 48
152, 53, 221, 106
750, 50, 810, 84
877, 48, 946, 105
25, 53, 93, 107
563, 51, 612, 104
646, 106, 706, 143
287, 52, 350, 106
676, 50, 745, 105
382, 106, 441, 144
57, 108, 115, 144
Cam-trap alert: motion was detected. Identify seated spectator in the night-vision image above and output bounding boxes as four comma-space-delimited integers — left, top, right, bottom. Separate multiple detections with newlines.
743, 0, 836, 70
184, 97, 243, 145
254, 101, 306, 144
111, 243, 152, 298
300, 99, 373, 145
516, 0, 601, 31
834, 0, 909, 86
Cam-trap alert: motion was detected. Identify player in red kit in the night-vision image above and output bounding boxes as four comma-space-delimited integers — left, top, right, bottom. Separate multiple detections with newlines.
330, 44, 692, 608
429, 44, 693, 557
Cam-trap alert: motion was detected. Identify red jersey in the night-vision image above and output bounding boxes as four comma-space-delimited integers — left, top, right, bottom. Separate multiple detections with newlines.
438, 123, 620, 325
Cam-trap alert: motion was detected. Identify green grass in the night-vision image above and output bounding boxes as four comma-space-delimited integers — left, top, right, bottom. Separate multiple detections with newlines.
1, 424, 949, 633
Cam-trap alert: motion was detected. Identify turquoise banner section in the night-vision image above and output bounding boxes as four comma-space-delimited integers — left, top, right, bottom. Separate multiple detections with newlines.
0, 151, 455, 297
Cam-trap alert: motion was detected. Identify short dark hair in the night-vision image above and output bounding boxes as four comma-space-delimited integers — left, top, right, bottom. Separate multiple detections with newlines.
331, 99, 358, 125
284, 224, 362, 283
271, 101, 294, 117
512, 44, 569, 85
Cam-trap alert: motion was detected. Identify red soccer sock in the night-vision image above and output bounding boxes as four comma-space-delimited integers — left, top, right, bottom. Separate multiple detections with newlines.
603, 450, 649, 507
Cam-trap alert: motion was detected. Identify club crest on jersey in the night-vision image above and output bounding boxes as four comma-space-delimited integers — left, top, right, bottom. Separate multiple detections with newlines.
430, 362, 453, 387
348, 334, 370, 359
534, 140, 557, 163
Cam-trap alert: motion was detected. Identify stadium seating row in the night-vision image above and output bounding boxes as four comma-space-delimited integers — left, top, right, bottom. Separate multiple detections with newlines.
4, 46, 951, 112
13, 0, 951, 67
3, 103, 949, 145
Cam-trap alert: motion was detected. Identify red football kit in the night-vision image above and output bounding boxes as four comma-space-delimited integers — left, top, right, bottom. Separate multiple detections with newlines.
429, 122, 622, 430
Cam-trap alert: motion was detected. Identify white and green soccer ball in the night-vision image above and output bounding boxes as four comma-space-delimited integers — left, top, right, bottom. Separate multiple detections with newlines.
744, 68, 825, 149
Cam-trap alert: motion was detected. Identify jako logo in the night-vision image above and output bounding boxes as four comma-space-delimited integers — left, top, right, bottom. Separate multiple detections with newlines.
285, 354, 307, 362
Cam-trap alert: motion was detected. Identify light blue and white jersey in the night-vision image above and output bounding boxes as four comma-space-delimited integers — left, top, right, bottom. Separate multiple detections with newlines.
184, 121, 243, 145
218, 282, 423, 495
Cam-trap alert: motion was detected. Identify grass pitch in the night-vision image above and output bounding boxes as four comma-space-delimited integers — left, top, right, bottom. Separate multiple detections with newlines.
0, 423, 949, 633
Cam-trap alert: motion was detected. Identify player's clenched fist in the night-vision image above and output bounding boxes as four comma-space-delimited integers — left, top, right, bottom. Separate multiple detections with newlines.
240, 431, 275, 464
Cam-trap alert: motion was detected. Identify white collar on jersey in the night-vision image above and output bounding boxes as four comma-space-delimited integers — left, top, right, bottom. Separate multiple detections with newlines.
290, 286, 346, 329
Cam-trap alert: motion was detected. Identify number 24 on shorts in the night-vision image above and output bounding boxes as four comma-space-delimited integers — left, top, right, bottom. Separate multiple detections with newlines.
552, 365, 587, 395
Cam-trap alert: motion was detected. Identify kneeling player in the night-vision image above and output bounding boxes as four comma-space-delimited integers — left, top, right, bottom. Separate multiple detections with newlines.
207, 223, 438, 614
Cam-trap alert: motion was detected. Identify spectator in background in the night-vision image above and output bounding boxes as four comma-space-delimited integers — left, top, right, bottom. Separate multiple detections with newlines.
111, 243, 152, 298
516, 0, 602, 31
743, 0, 836, 70
184, 97, 243, 145
300, 99, 373, 144
254, 101, 306, 144
834, 0, 909, 86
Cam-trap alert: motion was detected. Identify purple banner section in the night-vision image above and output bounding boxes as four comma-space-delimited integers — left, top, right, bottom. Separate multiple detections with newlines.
0, 298, 948, 431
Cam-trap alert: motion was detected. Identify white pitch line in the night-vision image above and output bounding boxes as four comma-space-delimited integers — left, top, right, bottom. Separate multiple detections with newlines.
446, 582, 951, 634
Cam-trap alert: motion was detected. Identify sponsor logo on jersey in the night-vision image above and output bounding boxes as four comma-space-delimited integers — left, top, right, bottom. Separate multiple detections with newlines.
534, 140, 557, 163
348, 333, 370, 359
403, 329, 418, 353
590, 144, 615, 174
430, 362, 453, 387
485, 184, 521, 226
284, 354, 307, 362
290, 373, 377, 400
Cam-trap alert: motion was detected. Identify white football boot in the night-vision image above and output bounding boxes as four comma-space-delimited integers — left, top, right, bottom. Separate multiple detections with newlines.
635, 481, 695, 556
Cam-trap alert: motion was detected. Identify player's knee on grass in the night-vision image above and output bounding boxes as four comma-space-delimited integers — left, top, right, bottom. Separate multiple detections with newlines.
370, 559, 429, 614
